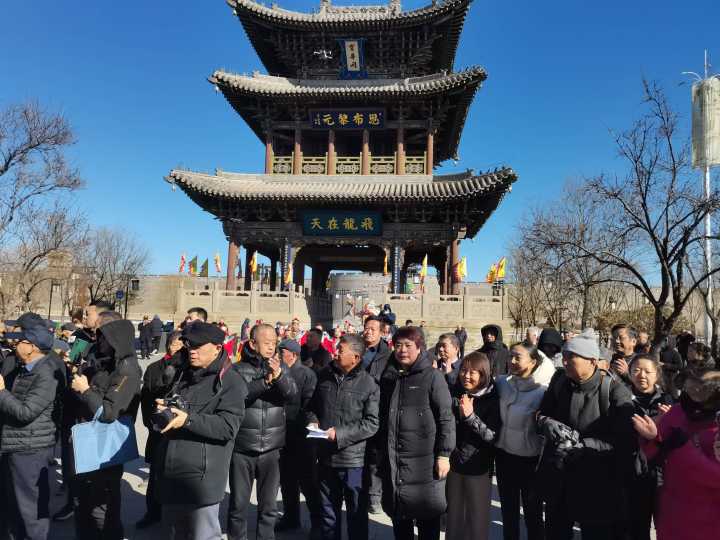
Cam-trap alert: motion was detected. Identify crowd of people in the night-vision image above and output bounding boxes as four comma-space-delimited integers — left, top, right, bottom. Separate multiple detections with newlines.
0, 302, 718, 540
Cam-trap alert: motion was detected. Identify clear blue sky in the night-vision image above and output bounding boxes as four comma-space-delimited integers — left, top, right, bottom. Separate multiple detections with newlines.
2, 0, 718, 281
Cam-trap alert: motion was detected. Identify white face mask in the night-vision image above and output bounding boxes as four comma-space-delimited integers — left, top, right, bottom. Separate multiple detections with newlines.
67, 335, 76, 344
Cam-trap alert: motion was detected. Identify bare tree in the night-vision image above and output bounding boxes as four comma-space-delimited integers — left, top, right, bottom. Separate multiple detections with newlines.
0, 203, 87, 316
81, 228, 150, 305
544, 81, 720, 345
0, 101, 83, 246
506, 244, 544, 329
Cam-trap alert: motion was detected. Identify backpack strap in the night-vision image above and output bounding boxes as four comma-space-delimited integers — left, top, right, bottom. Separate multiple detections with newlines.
599, 370, 611, 417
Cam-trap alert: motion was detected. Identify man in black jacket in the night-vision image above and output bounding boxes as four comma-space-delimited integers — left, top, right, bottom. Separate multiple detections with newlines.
136, 329, 184, 529
229, 323, 297, 540
360, 315, 391, 512
0, 323, 59, 540
70, 317, 142, 540
276, 338, 319, 533
536, 329, 635, 539
477, 324, 510, 377
153, 322, 247, 539
307, 334, 379, 540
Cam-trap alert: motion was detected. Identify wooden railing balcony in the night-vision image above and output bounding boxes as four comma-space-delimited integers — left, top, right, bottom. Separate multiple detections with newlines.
272, 155, 293, 174
369, 154, 396, 174
269, 153, 426, 175
405, 154, 426, 174
335, 155, 362, 175
301, 155, 327, 175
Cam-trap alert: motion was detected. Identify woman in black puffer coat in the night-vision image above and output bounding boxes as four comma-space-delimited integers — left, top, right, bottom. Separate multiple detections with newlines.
447, 352, 501, 540
378, 326, 456, 540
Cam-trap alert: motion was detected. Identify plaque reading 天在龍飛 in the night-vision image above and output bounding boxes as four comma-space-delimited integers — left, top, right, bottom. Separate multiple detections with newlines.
309, 109, 385, 130
301, 210, 382, 236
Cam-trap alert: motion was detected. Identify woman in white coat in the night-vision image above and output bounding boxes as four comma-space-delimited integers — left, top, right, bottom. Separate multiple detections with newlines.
494, 342, 556, 540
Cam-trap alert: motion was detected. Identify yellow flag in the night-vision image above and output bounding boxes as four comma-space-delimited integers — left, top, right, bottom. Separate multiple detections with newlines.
486, 263, 497, 283
458, 256, 467, 280
250, 252, 258, 275
214, 252, 222, 273
383, 252, 389, 276
419, 254, 428, 278
284, 263, 293, 285
496, 257, 507, 279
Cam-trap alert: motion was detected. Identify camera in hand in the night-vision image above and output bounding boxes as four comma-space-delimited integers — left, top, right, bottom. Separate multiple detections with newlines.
151, 394, 188, 432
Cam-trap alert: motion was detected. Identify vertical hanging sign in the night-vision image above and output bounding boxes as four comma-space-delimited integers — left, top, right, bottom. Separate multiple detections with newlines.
339, 38, 367, 80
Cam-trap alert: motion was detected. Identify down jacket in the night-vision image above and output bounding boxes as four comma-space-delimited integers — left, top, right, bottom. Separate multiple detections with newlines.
155, 350, 247, 506
233, 344, 297, 454
0, 354, 58, 452
306, 362, 379, 468
477, 324, 510, 377
537, 368, 635, 524
378, 352, 456, 520
495, 357, 556, 456
77, 319, 142, 423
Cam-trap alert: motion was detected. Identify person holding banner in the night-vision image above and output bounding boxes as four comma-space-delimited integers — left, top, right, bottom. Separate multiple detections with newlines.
0, 322, 59, 540
70, 316, 142, 540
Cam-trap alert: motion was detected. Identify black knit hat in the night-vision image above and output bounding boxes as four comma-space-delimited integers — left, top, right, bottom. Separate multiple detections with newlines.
538, 328, 563, 350
182, 322, 225, 347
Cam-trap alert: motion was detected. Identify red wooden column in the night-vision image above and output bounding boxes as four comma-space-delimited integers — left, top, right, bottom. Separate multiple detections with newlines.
264, 132, 273, 174
327, 130, 336, 175
293, 128, 302, 174
426, 130, 434, 174
450, 240, 461, 295
226, 240, 239, 291
396, 127, 406, 175
361, 129, 370, 175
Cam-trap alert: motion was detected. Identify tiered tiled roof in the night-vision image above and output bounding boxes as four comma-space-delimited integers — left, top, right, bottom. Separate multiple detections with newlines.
211, 68, 486, 163
167, 168, 515, 202
228, 0, 473, 76
166, 167, 516, 236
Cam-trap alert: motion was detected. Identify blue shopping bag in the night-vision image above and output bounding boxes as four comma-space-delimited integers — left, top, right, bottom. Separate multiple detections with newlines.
71, 406, 139, 475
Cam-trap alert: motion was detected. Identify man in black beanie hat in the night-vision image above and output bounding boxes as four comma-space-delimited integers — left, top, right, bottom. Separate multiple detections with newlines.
154, 321, 247, 539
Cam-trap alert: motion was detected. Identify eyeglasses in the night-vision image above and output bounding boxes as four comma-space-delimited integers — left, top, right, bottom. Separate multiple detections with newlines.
631, 368, 656, 376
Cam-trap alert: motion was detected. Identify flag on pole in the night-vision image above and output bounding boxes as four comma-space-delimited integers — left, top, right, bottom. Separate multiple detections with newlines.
419, 254, 428, 279
485, 263, 497, 284
199, 259, 209, 278
214, 252, 222, 273
284, 263, 293, 286
179, 253, 186, 274
250, 252, 258, 277
383, 252, 389, 276
496, 257, 507, 280
457, 256, 468, 281
188, 256, 198, 276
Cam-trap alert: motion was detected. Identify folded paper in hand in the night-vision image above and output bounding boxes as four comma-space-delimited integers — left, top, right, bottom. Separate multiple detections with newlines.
306, 424, 329, 439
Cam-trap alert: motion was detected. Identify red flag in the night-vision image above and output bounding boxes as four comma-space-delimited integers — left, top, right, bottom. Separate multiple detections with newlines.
179, 253, 186, 273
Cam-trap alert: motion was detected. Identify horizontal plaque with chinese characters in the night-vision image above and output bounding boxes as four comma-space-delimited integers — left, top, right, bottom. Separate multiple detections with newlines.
301, 210, 382, 236
309, 109, 385, 130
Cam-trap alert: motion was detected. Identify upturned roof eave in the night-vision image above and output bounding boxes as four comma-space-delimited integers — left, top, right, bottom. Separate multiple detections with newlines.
228, 0, 474, 75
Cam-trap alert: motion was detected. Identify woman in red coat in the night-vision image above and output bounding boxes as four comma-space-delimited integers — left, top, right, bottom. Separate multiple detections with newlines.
633, 369, 720, 540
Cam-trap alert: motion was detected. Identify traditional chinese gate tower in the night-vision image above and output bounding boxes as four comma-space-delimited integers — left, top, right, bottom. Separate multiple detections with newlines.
167, 0, 517, 296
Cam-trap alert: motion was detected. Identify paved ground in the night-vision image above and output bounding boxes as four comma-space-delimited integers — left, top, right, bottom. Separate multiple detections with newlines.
47, 355, 590, 539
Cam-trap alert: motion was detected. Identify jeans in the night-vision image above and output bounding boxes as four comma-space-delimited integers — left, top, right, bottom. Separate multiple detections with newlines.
228, 450, 281, 540
445, 470, 491, 540
75, 464, 124, 540
1, 447, 53, 540
495, 449, 544, 540
318, 465, 368, 540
